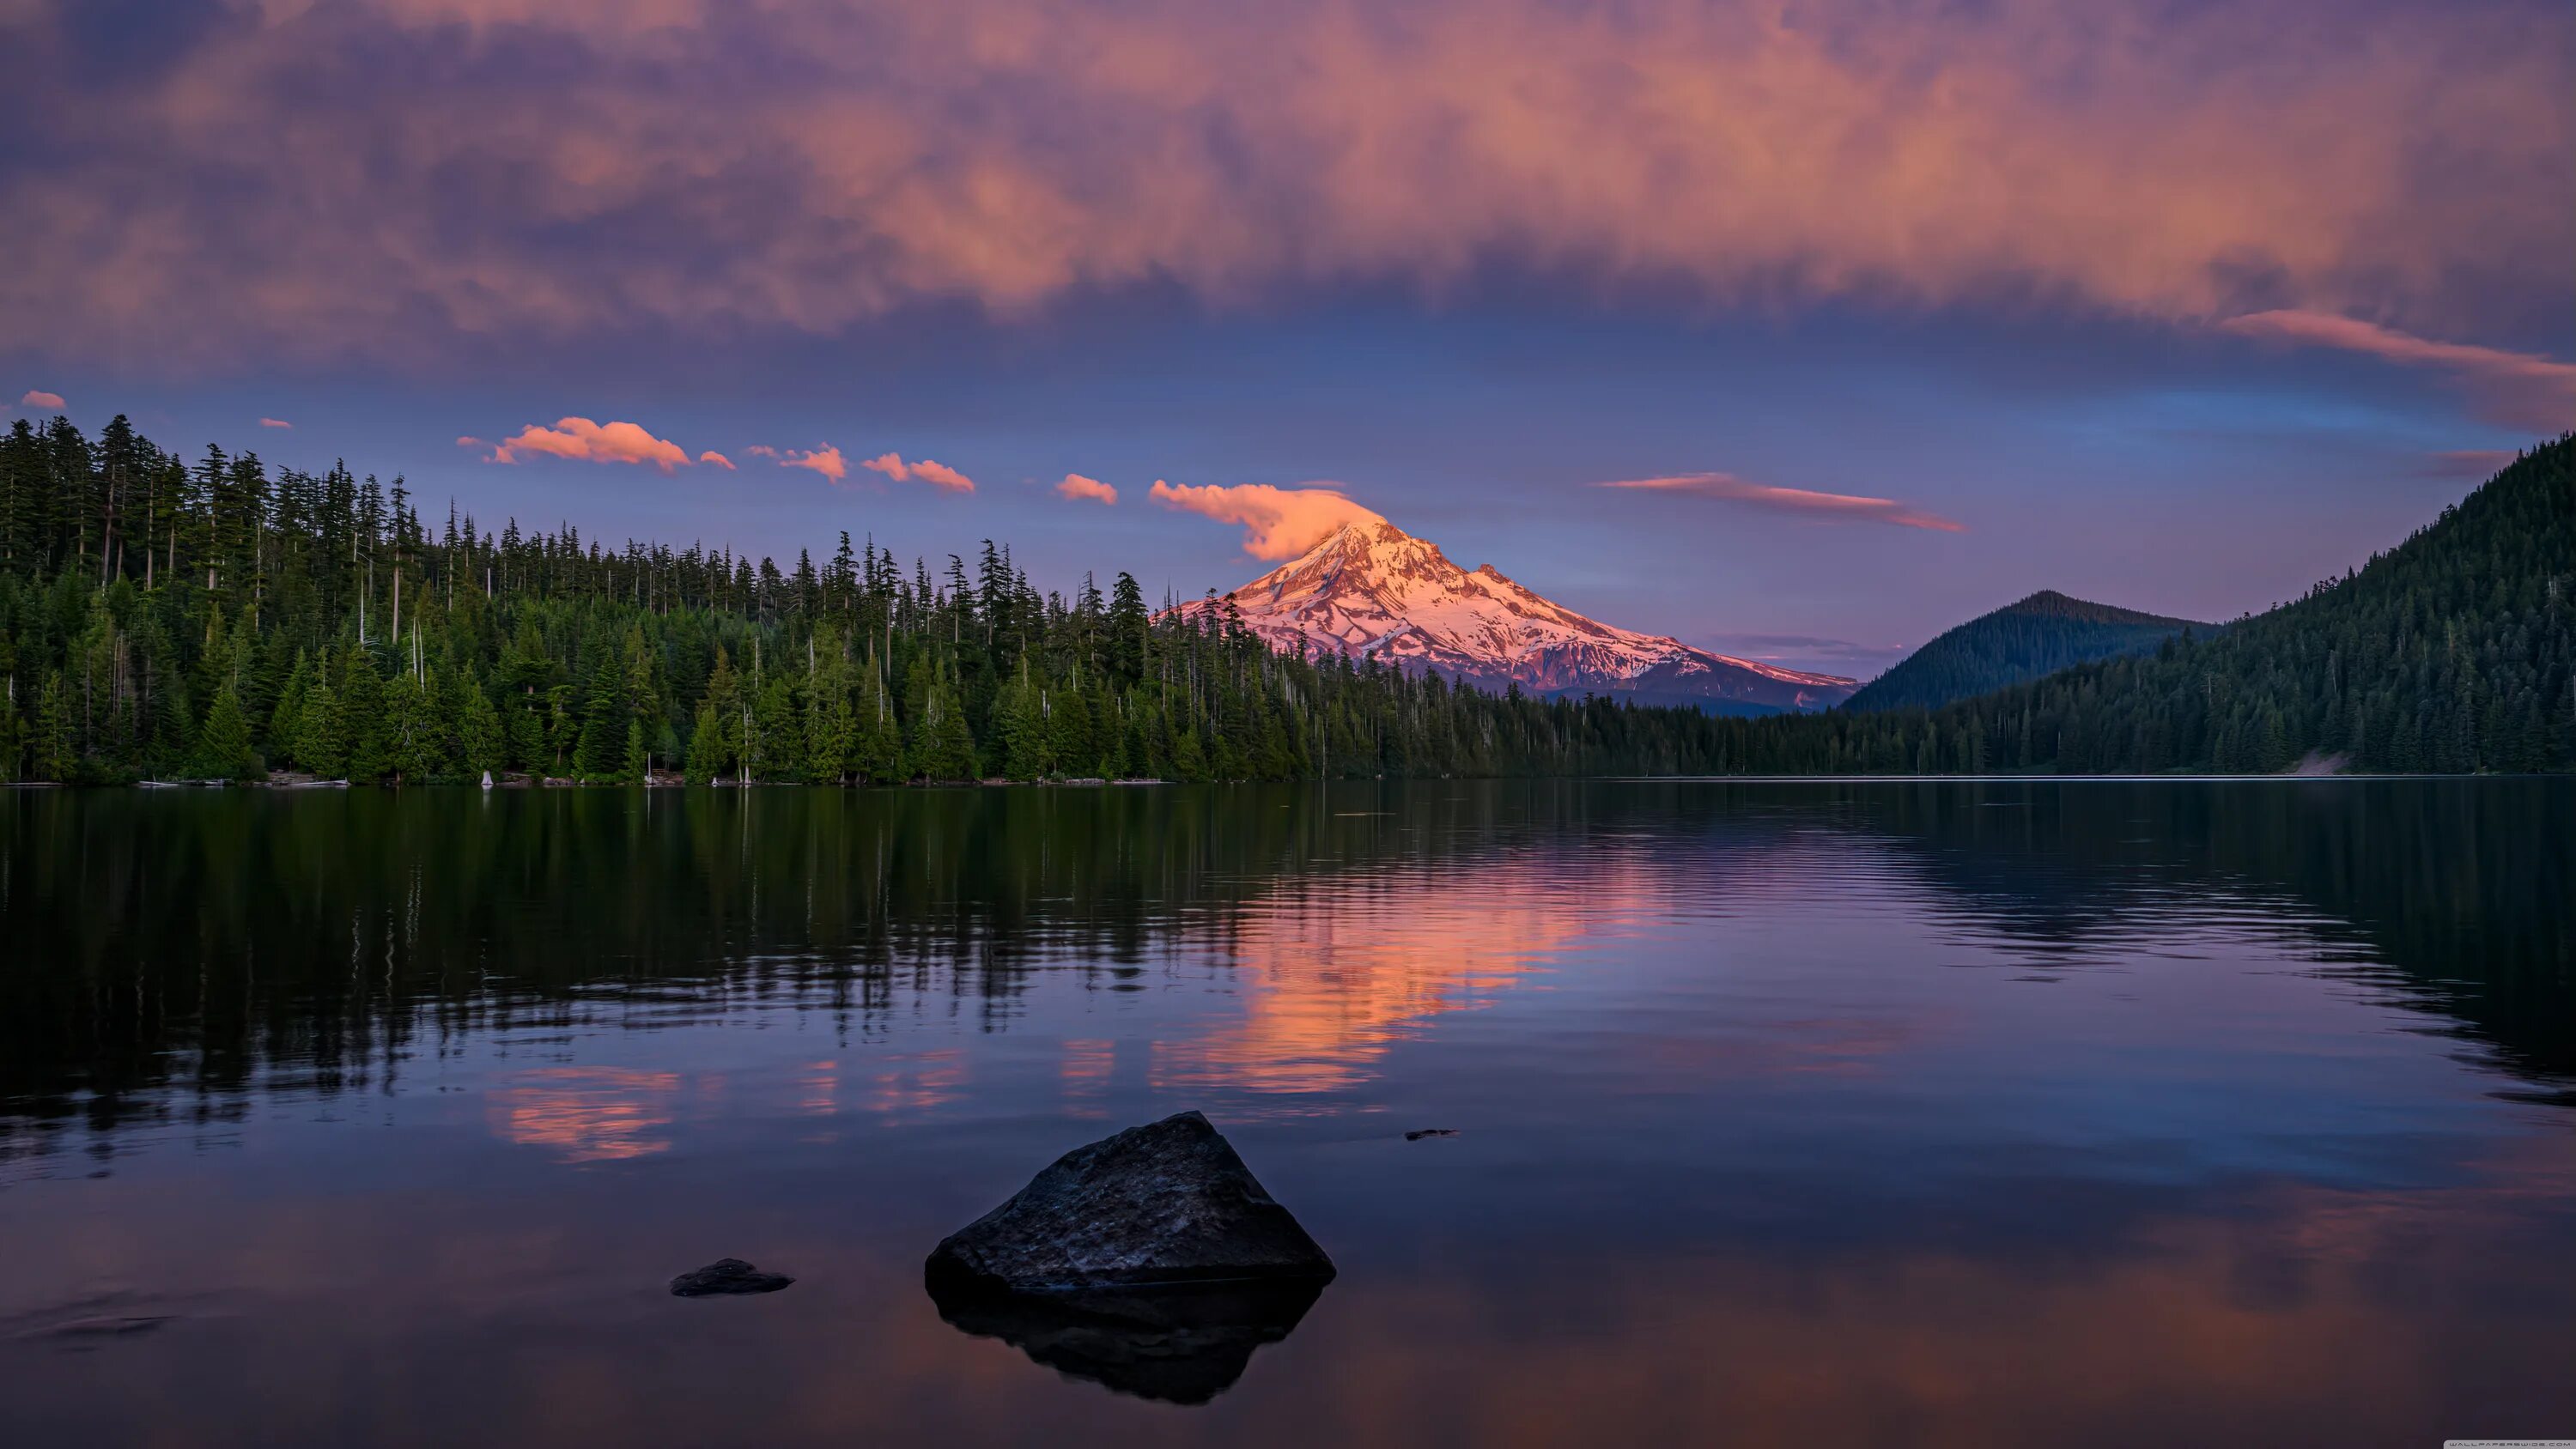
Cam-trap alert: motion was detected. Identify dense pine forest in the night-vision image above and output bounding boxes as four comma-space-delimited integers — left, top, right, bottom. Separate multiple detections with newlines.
0, 413, 1761, 785
0, 414, 2567, 784
1842, 591, 2206, 713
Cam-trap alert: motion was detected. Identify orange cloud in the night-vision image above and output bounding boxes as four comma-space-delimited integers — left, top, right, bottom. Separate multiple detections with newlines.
1596, 473, 1965, 532
911, 459, 975, 493
19, 389, 64, 409
1149, 480, 1386, 559
860, 451, 975, 493
489, 415, 694, 470
2221, 311, 2576, 431
698, 449, 734, 469
258, 416, 293, 428
0, 0, 2560, 366
781, 444, 848, 483
1056, 472, 1117, 505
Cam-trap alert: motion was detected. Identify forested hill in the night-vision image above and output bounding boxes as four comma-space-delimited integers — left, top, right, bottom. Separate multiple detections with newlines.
0, 413, 2567, 784
1714, 436, 2575, 774
0, 413, 1765, 785
1844, 591, 2207, 712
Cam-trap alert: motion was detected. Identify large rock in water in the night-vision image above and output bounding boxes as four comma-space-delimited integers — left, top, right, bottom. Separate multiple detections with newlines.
925, 1111, 1335, 1293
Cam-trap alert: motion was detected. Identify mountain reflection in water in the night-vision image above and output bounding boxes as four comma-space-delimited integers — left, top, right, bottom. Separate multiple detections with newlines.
0, 780, 2568, 1446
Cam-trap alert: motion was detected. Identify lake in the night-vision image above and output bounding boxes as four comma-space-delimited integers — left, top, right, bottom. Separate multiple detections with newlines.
2, 779, 2570, 1446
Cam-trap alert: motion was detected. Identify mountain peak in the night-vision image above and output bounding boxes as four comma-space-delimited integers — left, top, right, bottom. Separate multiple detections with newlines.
1844, 589, 2212, 712
1175, 515, 1856, 713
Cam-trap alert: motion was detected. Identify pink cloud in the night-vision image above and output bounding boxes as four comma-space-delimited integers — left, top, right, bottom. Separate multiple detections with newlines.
860, 452, 975, 493
455, 435, 484, 449
19, 389, 64, 409
781, 445, 848, 483
2420, 449, 2518, 479
1148, 481, 1386, 559
489, 416, 694, 470
745, 445, 779, 458
259, 416, 293, 428
698, 450, 734, 470
1596, 473, 1965, 532
2221, 312, 2576, 431
1057, 472, 1118, 505
0, 2, 2561, 367
909, 459, 975, 493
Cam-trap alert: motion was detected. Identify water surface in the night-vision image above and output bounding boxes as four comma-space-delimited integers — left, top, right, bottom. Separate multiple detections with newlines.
3, 780, 2571, 1446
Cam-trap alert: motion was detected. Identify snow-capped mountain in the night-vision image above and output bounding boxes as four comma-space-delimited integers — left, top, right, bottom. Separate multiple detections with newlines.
1172, 518, 1856, 713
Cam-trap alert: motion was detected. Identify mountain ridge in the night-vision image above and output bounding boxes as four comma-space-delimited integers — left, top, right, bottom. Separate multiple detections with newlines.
1174, 518, 1856, 714
1843, 589, 2208, 713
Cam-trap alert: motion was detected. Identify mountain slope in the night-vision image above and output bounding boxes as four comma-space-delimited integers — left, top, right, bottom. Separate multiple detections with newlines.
1844, 591, 2208, 712
1174, 518, 1856, 713
1719, 436, 2573, 774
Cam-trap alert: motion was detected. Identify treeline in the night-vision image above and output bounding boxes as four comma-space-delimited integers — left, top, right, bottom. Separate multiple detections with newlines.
1840, 591, 2203, 713
0, 415, 1753, 785
2, 415, 2567, 785
1708, 436, 2576, 774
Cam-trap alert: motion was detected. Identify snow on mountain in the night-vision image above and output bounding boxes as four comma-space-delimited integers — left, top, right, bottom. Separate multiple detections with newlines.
1171, 518, 1856, 713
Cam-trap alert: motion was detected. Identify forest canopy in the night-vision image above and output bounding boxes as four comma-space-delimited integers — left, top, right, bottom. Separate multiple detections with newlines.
0, 416, 2567, 784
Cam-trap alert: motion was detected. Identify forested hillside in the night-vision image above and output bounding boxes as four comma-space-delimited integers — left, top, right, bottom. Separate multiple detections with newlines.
0, 415, 2567, 784
1710, 437, 2574, 774
0, 414, 1751, 785
1844, 591, 2204, 712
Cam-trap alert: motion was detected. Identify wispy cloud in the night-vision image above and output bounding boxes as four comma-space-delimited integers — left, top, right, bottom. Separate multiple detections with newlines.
781, 445, 848, 483
2222, 312, 2576, 431
1149, 481, 1385, 559
1057, 473, 1117, 505
1596, 473, 1965, 532
1694, 634, 1911, 680
2420, 448, 2518, 479
745, 445, 780, 458
258, 416, 293, 428
19, 389, 64, 409
698, 450, 734, 470
860, 452, 975, 493
488, 416, 695, 470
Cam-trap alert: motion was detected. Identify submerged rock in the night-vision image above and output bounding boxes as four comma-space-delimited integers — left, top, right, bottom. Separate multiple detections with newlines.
930, 1278, 1326, 1404
925, 1110, 1334, 1293
669, 1258, 794, 1297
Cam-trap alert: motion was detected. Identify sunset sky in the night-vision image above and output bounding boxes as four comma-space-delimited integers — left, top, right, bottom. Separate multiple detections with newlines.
4, 0, 2567, 676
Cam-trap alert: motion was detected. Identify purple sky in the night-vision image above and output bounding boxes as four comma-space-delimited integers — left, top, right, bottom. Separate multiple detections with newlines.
4, 0, 2569, 676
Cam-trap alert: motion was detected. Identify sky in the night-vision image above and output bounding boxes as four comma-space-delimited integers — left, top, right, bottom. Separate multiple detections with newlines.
3, 0, 2569, 678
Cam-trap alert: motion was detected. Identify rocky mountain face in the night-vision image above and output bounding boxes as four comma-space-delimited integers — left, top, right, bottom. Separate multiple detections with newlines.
1173, 518, 1856, 714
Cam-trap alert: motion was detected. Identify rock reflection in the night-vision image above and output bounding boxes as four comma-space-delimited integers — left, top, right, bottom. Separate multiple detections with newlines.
926, 1278, 1327, 1404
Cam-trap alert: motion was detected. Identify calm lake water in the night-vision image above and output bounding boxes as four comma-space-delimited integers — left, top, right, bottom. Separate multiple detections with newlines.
3, 779, 2571, 1446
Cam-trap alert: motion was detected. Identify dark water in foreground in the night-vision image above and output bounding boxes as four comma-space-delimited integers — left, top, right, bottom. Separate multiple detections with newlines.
2, 779, 2571, 1446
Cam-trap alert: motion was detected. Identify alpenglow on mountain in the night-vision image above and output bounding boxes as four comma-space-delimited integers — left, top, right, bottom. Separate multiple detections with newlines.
1175, 517, 1856, 714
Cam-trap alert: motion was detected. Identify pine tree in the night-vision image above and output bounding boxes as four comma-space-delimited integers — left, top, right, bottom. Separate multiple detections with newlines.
459, 681, 505, 777
196, 682, 258, 782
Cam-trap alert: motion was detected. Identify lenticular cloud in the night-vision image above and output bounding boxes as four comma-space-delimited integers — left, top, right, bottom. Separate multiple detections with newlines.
1148, 482, 1386, 560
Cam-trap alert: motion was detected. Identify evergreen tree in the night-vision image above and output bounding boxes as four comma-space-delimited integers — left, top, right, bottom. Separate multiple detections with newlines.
195, 682, 258, 782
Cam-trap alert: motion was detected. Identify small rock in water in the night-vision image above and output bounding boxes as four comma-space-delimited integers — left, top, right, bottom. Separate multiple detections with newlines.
925, 1110, 1334, 1293
1403, 1129, 1458, 1141
669, 1258, 794, 1297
